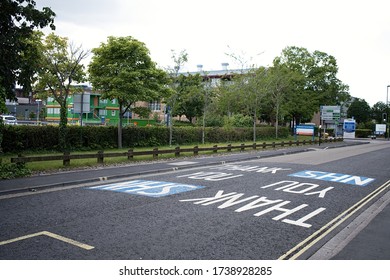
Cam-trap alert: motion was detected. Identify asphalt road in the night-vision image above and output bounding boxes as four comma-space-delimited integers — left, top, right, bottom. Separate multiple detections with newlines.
0, 140, 389, 260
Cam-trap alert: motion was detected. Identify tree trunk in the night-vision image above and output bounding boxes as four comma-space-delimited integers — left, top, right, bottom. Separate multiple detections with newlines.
59, 102, 68, 151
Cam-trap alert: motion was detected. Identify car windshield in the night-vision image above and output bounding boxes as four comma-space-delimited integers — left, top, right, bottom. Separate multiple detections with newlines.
5, 117, 16, 120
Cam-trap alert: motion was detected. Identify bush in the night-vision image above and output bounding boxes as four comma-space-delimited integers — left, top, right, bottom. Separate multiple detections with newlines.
355, 129, 372, 138
0, 162, 31, 179
1, 125, 291, 153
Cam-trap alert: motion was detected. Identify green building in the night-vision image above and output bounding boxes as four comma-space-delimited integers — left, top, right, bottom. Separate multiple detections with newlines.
45, 87, 120, 125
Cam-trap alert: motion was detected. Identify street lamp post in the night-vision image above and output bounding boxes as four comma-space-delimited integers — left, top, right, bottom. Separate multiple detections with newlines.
36, 99, 42, 125
387, 86, 390, 140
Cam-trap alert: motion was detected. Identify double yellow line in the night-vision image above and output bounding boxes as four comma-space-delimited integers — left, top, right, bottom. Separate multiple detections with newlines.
279, 179, 390, 260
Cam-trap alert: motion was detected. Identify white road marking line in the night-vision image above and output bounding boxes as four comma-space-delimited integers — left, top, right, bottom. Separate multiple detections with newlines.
0, 231, 94, 250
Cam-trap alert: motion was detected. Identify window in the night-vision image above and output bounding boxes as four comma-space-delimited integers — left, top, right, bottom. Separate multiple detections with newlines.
148, 101, 161, 111
99, 109, 107, 116
111, 110, 116, 117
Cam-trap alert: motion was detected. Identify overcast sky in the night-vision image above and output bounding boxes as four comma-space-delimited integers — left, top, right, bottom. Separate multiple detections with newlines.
36, 0, 390, 106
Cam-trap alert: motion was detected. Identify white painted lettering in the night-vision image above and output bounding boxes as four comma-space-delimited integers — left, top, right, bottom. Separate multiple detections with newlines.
234, 197, 283, 212
261, 181, 299, 190
304, 187, 334, 198
177, 172, 243, 181
282, 207, 327, 228
282, 183, 319, 194
179, 190, 238, 204
254, 202, 308, 220
339, 176, 375, 186
316, 173, 350, 181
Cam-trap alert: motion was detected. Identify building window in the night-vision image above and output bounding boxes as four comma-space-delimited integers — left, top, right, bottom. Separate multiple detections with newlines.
47, 108, 53, 114
99, 109, 107, 116
148, 101, 161, 111
111, 110, 116, 117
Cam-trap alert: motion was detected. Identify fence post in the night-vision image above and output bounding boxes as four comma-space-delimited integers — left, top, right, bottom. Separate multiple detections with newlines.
213, 145, 218, 153
272, 142, 275, 148
153, 148, 158, 159
241, 143, 245, 152
303, 140, 306, 145
253, 143, 256, 150
262, 142, 266, 149
63, 151, 70, 166
281, 141, 285, 147
97, 150, 104, 164
175, 146, 180, 157
296, 140, 300, 146
194, 145, 199, 156
127, 149, 133, 160
227, 144, 232, 152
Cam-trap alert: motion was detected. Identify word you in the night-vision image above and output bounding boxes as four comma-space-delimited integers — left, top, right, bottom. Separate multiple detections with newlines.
88, 180, 204, 197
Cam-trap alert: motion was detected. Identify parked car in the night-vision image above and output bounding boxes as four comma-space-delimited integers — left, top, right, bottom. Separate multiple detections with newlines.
0, 115, 18, 125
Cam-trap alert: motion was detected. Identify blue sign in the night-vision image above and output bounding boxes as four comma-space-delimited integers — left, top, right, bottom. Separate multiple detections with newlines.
289, 170, 375, 186
88, 180, 205, 197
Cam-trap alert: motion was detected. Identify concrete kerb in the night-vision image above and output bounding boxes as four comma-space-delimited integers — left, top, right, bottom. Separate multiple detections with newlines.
0, 140, 369, 196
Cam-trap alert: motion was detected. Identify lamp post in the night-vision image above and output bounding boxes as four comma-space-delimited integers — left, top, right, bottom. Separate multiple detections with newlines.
36, 99, 42, 125
387, 86, 390, 140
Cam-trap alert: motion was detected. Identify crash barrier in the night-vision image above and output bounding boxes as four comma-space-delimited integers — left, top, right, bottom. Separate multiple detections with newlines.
11, 138, 343, 166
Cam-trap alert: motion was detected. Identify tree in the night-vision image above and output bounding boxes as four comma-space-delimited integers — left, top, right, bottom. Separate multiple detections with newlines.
266, 63, 296, 137
347, 98, 371, 124
0, 0, 55, 101
89, 36, 171, 148
274, 46, 350, 129
371, 101, 387, 124
172, 74, 204, 123
35, 33, 89, 150
166, 49, 188, 145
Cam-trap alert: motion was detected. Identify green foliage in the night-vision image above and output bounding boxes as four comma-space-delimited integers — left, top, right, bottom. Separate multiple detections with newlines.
0, 0, 55, 99
172, 74, 205, 123
1, 125, 290, 153
223, 114, 253, 127
88, 36, 171, 148
347, 98, 371, 124
0, 162, 31, 179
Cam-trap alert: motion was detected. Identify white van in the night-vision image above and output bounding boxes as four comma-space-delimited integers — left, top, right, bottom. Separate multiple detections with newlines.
0, 115, 18, 125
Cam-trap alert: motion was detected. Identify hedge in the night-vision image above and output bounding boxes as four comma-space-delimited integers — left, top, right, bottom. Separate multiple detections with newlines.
1, 125, 290, 153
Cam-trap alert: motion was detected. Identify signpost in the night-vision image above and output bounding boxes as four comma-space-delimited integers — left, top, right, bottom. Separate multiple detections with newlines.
320, 106, 341, 121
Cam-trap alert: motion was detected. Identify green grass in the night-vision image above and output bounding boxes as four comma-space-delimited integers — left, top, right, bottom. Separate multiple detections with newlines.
1, 136, 319, 173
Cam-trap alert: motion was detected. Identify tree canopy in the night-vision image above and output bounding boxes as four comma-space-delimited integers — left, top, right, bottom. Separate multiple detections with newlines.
0, 0, 55, 100
88, 36, 171, 148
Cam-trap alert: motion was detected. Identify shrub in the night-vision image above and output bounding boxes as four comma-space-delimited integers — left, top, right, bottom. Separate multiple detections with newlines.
1, 125, 291, 153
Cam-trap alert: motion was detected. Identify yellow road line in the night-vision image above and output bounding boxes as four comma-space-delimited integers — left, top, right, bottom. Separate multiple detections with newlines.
279, 179, 390, 260
0, 231, 94, 250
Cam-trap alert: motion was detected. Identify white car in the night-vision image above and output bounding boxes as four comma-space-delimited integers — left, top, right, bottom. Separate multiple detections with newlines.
0, 115, 18, 125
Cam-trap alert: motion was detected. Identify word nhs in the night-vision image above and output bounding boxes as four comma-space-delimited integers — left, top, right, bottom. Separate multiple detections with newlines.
289, 170, 375, 186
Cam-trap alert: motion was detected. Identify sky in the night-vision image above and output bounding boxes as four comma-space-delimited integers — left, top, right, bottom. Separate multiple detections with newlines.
35, 0, 390, 106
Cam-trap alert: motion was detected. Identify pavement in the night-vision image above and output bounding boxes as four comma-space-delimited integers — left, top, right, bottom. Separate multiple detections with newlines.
1, 139, 389, 260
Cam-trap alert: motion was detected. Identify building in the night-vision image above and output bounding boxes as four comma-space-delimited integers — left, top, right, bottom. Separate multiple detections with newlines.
45, 86, 120, 125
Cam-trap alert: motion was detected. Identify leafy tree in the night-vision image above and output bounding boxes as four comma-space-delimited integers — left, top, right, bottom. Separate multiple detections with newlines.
166, 49, 188, 145
347, 98, 371, 124
35, 33, 89, 150
274, 46, 350, 129
266, 63, 296, 137
371, 101, 387, 124
89, 36, 171, 148
0, 0, 55, 100
173, 74, 204, 123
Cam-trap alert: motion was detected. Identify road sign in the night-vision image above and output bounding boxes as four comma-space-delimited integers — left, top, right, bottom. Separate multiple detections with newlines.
321, 106, 341, 121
